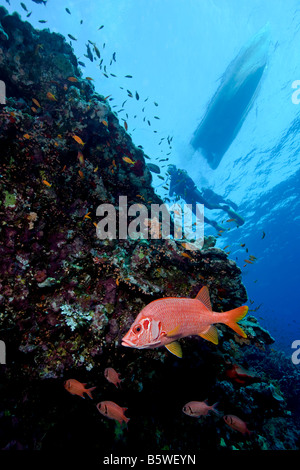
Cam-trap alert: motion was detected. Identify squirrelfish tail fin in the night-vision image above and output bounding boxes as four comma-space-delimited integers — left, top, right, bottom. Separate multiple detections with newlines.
211, 402, 221, 416
223, 306, 248, 338
121, 414, 130, 428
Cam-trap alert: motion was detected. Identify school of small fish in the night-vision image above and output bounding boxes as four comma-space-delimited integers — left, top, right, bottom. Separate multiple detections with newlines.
64, 363, 252, 435
64, 365, 252, 435
17, 0, 175, 201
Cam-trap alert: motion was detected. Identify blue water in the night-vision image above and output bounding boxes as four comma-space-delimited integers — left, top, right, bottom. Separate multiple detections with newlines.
5, 0, 300, 355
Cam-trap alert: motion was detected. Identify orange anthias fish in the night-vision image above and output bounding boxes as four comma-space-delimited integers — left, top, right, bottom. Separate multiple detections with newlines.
122, 156, 135, 165
122, 286, 248, 357
182, 400, 220, 417
97, 401, 129, 425
223, 414, 252, 436
73, 135, 85, 146
46, 92, 57, 101
64, 379, 96, 399
181, 252, 192, 259
32, 98, 41, 108
77, 150, 85, 166
104, 367, 122, 388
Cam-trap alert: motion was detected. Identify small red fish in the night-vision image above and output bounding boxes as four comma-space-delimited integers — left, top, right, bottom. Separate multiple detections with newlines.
64, 379, 96, 399
122, 286, 248, 357
97, 401, 129, 425
223, 414, 252, 436
182, 400, 220, 417
225, 363, 259, 385
104, 368, 122, 388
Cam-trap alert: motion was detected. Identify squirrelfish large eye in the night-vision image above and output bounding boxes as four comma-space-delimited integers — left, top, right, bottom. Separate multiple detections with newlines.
133, 324, 142, 334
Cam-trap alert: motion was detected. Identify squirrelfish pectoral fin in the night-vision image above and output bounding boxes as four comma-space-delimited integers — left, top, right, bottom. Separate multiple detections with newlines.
196, 286, 212, 311
199, 325, 218, 344
166, 325, 180, 338
165, 342, 182, 358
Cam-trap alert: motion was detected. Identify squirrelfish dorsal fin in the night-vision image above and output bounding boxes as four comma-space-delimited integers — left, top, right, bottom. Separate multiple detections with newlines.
165, 341, 182, 358
196, 286, 212, 311
198, 325, 218, 344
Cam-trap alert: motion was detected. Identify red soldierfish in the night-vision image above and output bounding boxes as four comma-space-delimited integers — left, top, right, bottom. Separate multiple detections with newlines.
64, 379, 96, 399
122, 286, 248, 357
104, 367, 122, 388
97, 401, 129, 425
182, 400, 220, 417
223, 414, 252, 436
